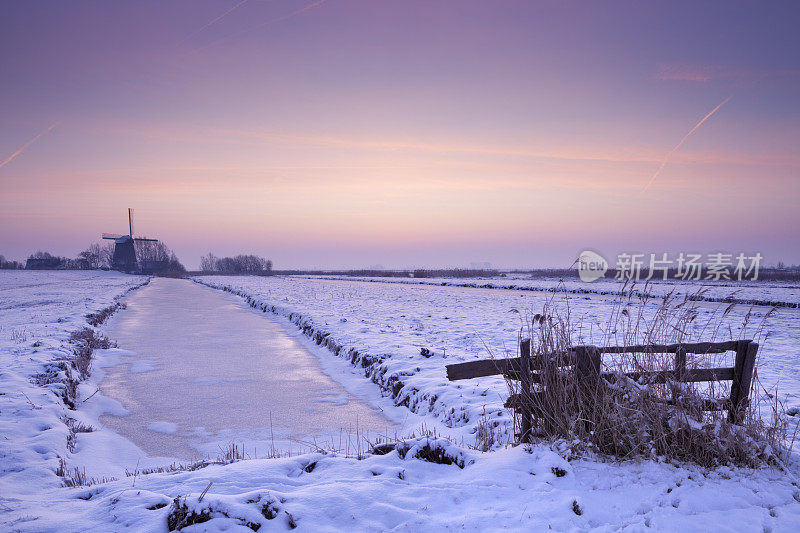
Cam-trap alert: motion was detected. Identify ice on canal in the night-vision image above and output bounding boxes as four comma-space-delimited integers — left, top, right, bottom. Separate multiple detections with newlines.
97, 278, 394, 461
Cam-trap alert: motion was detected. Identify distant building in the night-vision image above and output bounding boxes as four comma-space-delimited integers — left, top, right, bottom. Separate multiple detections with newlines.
469, 262, 492, 270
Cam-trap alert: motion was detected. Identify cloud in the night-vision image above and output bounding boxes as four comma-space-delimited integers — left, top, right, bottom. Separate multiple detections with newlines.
656, 64, 800, 83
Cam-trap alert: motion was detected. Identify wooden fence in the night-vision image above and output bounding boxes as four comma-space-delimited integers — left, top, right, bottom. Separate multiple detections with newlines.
446, 339, 758, 442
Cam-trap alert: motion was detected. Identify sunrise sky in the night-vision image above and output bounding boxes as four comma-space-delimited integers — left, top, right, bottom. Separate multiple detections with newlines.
1, 1, 798, 269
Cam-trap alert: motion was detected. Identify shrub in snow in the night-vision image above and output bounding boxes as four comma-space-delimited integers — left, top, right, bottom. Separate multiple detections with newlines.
167, 492, 294, 531
395, 437, 471, 468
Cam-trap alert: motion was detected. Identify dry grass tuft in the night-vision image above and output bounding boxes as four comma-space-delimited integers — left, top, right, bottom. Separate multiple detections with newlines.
85, 303, 125, 327
507, 284, 788, 467
56, 458, 116, 487
69, 327, 114, 378
472, 407, 503, 452
65, 417, 95, 453
217, 442, 248, 463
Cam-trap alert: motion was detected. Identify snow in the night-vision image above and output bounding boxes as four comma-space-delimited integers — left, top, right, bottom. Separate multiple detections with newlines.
2, 271, 800, 531
147, 422, 179, 435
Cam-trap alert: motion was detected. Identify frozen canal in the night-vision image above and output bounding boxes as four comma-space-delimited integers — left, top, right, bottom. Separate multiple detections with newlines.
98, 278, 393, 461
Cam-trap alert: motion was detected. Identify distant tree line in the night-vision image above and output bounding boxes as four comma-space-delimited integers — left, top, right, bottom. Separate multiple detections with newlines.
5, 241, 185, 275
19, 245, 116, 270
412, 268, 500, 278
25, 250, 93, 270
200, 253, 273, 274
263, 268, 502, 278
0, 254, 24, 269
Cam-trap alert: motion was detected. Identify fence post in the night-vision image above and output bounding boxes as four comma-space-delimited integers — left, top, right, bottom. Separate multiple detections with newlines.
575, 346, 601, 423
576, 346, 601, 382
729, 341, 758, 424
518, 338, 532, 443
674, 346, 687, 381
671, 346, 687, 404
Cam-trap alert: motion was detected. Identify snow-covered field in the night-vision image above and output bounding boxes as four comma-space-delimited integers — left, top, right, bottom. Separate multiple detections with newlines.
2, 271, 800, 531
300, 274, 800, 308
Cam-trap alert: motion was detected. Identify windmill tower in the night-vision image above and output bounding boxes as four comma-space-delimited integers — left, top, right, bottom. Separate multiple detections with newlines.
102, 208, 158, 272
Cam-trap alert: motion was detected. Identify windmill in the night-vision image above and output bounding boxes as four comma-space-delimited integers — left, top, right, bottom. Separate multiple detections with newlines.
102, 208, 158, 272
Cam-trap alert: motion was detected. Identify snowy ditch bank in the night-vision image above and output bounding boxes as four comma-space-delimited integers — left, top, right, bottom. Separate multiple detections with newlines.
0, 271, 150, 495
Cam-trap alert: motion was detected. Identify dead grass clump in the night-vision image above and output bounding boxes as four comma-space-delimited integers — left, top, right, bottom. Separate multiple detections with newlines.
72, 344, 93, 379
217, 442, 247, 463
123, 443, 249, 481
167, 497, 212, 531
56, 458, 116, 487
10, 327, 29, 343
167, 496, 275, 531
572, 500, 583, 515
125, 461, 211, 477
66, 418, 95, 434
31, 362, 79, 409
62, 374, 79, 409
69, 327, 114, 349
86, 303, 125, 326
395, 438, 466, 468
507, 285, 787, 468
69, 327, 114, 378
65, 418, 94, 453
472, 408, 502, 452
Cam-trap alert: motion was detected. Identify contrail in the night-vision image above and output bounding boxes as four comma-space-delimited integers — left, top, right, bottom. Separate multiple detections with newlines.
255, 0, 328, 29
180, 0, 249, 44
193, 0, 328, 52
643, 95, 732, 192
0, 123, 58, 171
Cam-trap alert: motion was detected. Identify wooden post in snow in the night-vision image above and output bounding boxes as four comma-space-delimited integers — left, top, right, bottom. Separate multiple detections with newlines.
729, 341, 758, 425
518, 338, 532, 443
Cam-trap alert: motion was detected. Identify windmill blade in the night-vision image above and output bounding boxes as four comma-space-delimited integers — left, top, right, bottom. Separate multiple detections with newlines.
102, 233, 125, 240
133, 237, 159, 242
128, 208, 134, 238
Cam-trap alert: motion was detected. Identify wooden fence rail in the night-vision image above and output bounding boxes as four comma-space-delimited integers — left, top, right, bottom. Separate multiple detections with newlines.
446, 339, 758, 442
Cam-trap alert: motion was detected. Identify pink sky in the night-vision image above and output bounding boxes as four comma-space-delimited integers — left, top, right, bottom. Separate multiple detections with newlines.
1, 1, 798, 269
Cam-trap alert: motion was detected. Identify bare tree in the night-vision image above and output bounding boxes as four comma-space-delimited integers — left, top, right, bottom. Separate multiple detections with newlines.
200, 253, 218, 272
99, 242, 115, 268
135, 240, 171, 263
77, 243, 103, 269
134, 240, 185, 274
